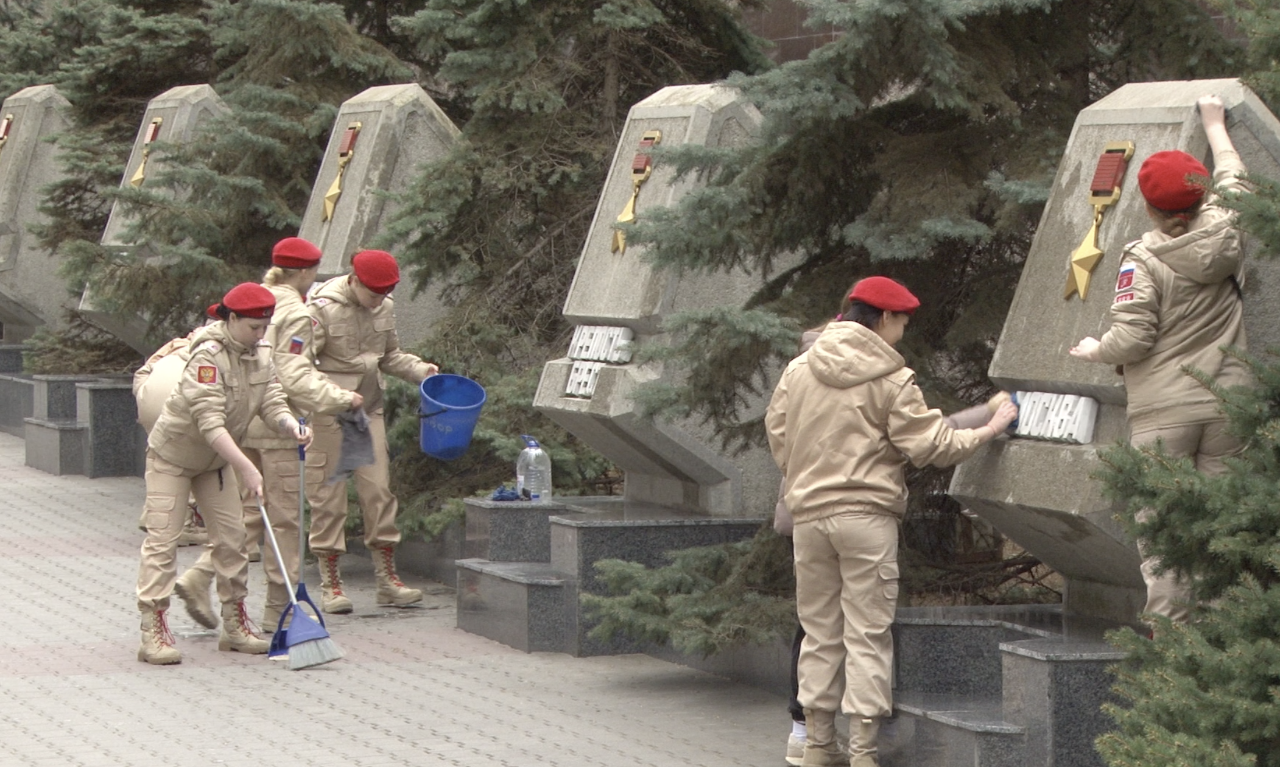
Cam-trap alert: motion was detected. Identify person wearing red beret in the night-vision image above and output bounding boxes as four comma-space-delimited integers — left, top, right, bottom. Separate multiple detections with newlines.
1070, 95, 1252, 623
136, 283, 312, 665
765, 278, 1017, 766
172, 238, 365, 634
306, 249, 438, 613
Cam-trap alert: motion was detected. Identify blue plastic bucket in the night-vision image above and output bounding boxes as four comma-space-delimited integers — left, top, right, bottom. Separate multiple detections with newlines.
419, 374, 487, 461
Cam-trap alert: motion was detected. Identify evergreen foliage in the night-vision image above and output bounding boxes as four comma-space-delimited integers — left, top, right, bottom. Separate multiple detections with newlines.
1095, 345, 1280, 767
582, 524, 796, 657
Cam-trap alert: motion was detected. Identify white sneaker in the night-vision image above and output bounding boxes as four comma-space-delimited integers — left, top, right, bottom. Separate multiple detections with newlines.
786, 733, 805, 766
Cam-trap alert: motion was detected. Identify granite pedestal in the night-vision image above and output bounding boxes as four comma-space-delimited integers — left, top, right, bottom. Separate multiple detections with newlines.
456, 496, 766, 658
0, 372, 33, 436
76, 379, 144, 478
23, 375, 94, 475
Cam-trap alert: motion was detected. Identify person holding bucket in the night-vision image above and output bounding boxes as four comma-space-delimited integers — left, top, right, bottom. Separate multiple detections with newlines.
307, 249, 438, 613
136, 283, 312, 665
173, 237, 365, 633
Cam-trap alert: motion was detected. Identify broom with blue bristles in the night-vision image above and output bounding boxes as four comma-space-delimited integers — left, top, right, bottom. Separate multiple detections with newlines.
259, 427, 343, 670
259, 499, 343, 669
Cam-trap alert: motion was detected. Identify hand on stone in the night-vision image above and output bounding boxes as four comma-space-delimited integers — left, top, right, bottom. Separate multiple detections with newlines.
1197, 95, 1226, 127
1069, 337, 1102, 362
986, 391, 1012, 413
987, 401, 1018, 434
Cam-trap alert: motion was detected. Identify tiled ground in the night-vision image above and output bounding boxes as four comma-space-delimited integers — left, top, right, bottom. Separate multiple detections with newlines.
0, 432, 788, 766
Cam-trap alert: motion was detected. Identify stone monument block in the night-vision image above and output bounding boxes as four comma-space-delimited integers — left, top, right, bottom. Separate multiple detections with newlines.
79, 84, 230, 352
0, 85, 74, 343
298, 84, 459, 343
533, 85, 779, 516
951, 78, 1280, 622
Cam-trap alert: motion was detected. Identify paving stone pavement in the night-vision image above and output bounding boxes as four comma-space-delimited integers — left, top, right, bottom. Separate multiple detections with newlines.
0, 432, 790, 766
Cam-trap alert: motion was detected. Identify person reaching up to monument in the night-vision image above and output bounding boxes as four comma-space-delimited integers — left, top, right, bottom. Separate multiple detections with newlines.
307, 249, 438, 613
766, 277, 1018, 767
1069, 94, 1251, 624
173, 238, 363, 634
135, 283, 312, 665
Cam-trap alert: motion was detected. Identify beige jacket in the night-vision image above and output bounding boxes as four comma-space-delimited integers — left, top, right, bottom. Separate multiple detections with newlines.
242, 283, 355, 451
148, 322, 292, 472
1097, 150, 1250, 432
308, 275, 433, 413
766, 322, 986, 523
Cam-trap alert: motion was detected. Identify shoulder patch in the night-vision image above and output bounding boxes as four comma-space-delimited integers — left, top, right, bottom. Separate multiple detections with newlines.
195, 340, 223, 355
311, 297, 331, 307
1114, 291, 1135, 304
1116, 263, 1135, 291
196, 365, 218, 384
289, 336, 305, 355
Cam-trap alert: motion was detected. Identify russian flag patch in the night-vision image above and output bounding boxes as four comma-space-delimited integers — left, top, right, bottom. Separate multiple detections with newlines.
289, 335, 304, 355
1116, 263, 1135, 291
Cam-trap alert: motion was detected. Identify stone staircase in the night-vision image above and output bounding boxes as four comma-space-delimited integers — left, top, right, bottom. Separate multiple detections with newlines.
883, 605, 1125, 767
455, 498, 1127, 767
456, 496, 764, 656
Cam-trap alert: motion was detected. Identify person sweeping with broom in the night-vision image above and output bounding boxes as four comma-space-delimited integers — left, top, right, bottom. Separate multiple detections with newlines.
136, 283, 311, 665
173, 238, 363, 634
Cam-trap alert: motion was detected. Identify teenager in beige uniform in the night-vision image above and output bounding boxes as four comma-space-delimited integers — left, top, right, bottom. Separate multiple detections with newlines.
308, 249, 437, 613
137, 283, 312, 665
1070, 95, 1249, 623
766, 277, 1017, 767
173, 238, 363, 632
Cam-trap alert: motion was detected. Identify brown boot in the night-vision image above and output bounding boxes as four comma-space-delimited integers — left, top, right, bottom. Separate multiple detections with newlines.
372, 545, 422, 607
848, 717, 879, 767
318, 554, 353, 614
218, 601, 269, 654
137, 608, 181, 665
173, 566, 216, 629
801, 708, 846, 767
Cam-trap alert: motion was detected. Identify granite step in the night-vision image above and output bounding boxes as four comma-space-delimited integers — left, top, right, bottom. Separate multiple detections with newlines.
886, 692, 1026, 767
456, 559, 572, 653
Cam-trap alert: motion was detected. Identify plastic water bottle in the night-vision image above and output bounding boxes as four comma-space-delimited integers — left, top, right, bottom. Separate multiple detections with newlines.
515, 435, 553, 503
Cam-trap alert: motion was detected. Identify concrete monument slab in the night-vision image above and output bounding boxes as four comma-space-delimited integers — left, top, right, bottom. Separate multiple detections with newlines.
0, 86, 74, 343
79, 84, 230, 352
951, 78, 1280, 621
298, 84, 459, 343
534, 85, 779, 516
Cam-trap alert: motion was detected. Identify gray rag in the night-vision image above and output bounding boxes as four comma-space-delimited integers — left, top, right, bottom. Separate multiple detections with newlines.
328, 409, 375, 484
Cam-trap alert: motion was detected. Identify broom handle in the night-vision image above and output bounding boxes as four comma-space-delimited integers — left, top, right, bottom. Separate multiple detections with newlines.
298, 417, 306, 587
259, 501, 300, 608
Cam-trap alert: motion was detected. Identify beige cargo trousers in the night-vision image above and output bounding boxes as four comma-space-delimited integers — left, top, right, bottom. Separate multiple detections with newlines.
793, 511, 899, 717
1130, 420, 1243, 622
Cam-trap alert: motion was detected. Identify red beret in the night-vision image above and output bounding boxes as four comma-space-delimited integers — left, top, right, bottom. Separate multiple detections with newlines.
1138, 151, 1209, 211
272, 237, 322, 268
848, 276, 920, 314
351, 249, 399, 294
209, 282, 275, 319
